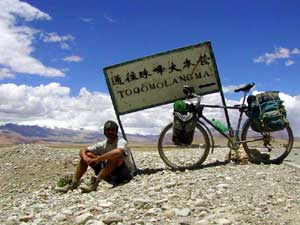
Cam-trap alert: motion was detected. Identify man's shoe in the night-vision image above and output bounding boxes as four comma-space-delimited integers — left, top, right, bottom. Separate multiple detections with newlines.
80, 176, 100, 193
55, 180, 80, 193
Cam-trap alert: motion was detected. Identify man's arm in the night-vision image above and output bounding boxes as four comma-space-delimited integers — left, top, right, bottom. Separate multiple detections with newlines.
80, 147, 97, 165
93, 147, 124, 164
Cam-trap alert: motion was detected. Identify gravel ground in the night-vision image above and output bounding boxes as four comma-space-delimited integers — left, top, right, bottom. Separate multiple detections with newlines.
0, 144, 300, 225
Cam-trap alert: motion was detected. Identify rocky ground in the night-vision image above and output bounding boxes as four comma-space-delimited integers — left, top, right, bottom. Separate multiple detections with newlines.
1, 144, 300, 225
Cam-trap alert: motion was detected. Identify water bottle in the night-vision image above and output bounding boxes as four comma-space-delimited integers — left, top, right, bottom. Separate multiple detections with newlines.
212, 118, 228, 133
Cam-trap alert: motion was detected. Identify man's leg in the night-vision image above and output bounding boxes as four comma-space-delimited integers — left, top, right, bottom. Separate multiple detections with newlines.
80, 157, 123, 193
56, 156, 90, 193
72, 158, 88, 182
97, 157, 123, 180
104, 161, 133, 186
72, 151, 99, 183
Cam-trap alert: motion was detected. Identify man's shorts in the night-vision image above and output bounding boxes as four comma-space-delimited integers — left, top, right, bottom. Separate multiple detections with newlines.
90, 161, 133, 186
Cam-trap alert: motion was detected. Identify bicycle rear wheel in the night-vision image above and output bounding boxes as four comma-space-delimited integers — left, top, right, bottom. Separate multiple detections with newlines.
241, 119, 294, 164
158, 123, 210, 170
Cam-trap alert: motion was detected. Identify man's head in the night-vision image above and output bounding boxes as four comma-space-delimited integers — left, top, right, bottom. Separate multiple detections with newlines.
103, 120, 118, 141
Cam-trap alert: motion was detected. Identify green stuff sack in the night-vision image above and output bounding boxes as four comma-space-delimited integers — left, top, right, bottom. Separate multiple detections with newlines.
247, 91, 289, 132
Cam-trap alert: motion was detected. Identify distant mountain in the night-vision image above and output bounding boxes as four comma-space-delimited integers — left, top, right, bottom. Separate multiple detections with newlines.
1, 123, 56, 138
0, 123, 158, 146
0, 129, 29, 145
2, 123, 296, 146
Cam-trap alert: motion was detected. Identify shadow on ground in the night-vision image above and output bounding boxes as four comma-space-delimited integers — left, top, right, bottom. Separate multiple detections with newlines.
136, 159, 230, 175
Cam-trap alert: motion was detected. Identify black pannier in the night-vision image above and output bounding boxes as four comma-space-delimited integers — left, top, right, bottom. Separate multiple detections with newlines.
172, 111, 196, 145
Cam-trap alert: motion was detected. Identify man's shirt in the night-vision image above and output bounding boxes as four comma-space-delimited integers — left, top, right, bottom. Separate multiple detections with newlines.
87, 137, 135, 173
87, 137, 127, 155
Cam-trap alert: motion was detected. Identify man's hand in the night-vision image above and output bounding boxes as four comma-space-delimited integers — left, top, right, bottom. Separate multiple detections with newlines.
83, 156, 94, 165
81, 149, 98, 165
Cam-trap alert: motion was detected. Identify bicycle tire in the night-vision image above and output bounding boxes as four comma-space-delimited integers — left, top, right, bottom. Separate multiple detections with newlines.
158, 122, 210, 170
241, 119, 294, 164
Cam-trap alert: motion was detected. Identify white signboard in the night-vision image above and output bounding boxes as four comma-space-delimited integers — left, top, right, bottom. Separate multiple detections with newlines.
104, 41, 221, 115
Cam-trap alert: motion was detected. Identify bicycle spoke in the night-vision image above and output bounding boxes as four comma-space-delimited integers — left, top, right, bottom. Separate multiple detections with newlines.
158, 123, 210, 170
242, 119, 293, 164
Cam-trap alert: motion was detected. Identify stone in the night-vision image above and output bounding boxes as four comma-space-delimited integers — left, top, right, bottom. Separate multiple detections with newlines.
217, 218, 231, 225
98, 201, 113, 208
1, 144, 300, 225
145, 208, 157, 216
86, 220, 105, 225
198, 210, 208, 217
194, 199, 207, 207
53, 213, 67, 222
74, 213, 94, 224
6, 216, 19, 225
216, 183, 229, 189
62, 209, 73, 216
161, 209, 175, 218
175, 208, 191, 217
154, 198, 168, 204
165, 181, 177, 188
19, 214, 34, 222
102, 213, 123, 224
131, 220, 145, 225
196, 219, 209, 225
74, 209, 89, 217
225, 176, 232, 181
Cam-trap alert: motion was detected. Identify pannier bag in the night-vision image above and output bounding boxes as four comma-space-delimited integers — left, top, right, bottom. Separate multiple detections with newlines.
247, 91, 289, 132
172, 111, 196, 145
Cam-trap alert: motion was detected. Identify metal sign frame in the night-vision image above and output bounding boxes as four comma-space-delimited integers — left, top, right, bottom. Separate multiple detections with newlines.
103, 41, 229, 140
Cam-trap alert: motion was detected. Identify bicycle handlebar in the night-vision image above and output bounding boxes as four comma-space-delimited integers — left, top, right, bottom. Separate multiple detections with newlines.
181, 84, 250, 114
183, 85, 201, 98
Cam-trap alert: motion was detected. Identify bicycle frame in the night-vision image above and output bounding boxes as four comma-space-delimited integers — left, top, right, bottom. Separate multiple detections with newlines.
190, 89, 265, 149
200, 105, 242, 144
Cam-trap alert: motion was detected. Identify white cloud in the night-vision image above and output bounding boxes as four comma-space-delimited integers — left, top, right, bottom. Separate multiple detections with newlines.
0, 0, 51, 21
291, 48, 300, 54
104, 13, 116, 23
254, 46, 300, 66
61, 68, 70, 73
80, 17, 94, 23
41, 32, 74, 42
0, 83, 299, 136
0, 0, 64, 77
278, 93, 300, 137
254, 47, 290, 65
0, 83, 113, 131
40, 32, 74, 50
63, 55, 83, 62
0, 68, 15, 79
285, 59, 295, 66
60, 43, 71, 49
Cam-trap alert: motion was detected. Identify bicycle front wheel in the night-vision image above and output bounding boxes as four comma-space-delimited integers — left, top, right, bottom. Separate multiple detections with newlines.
158, 123, 210, 170
241, 119, 294, 164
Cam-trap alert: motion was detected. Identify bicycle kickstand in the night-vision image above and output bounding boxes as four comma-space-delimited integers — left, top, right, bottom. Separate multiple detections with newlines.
225, 149, 232, 162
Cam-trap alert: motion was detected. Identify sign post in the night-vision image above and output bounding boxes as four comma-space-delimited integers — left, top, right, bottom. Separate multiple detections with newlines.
103, 41, 225, 139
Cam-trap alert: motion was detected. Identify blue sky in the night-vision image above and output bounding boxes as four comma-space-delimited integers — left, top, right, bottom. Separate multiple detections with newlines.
0, 0, 299, 135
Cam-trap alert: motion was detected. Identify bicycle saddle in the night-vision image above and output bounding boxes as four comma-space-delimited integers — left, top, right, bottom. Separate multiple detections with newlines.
183, 85, 195, 95
234, 83, 255, 93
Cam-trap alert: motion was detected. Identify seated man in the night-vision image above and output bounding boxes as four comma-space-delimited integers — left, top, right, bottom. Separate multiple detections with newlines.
56, 120, 136, 193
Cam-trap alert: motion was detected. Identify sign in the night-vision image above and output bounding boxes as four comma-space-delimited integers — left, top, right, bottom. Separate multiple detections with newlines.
104, 41, 221, 115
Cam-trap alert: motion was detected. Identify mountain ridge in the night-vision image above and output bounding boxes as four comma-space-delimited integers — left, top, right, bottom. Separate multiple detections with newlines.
1, 123, 298, 146
0, 123, 158, 146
